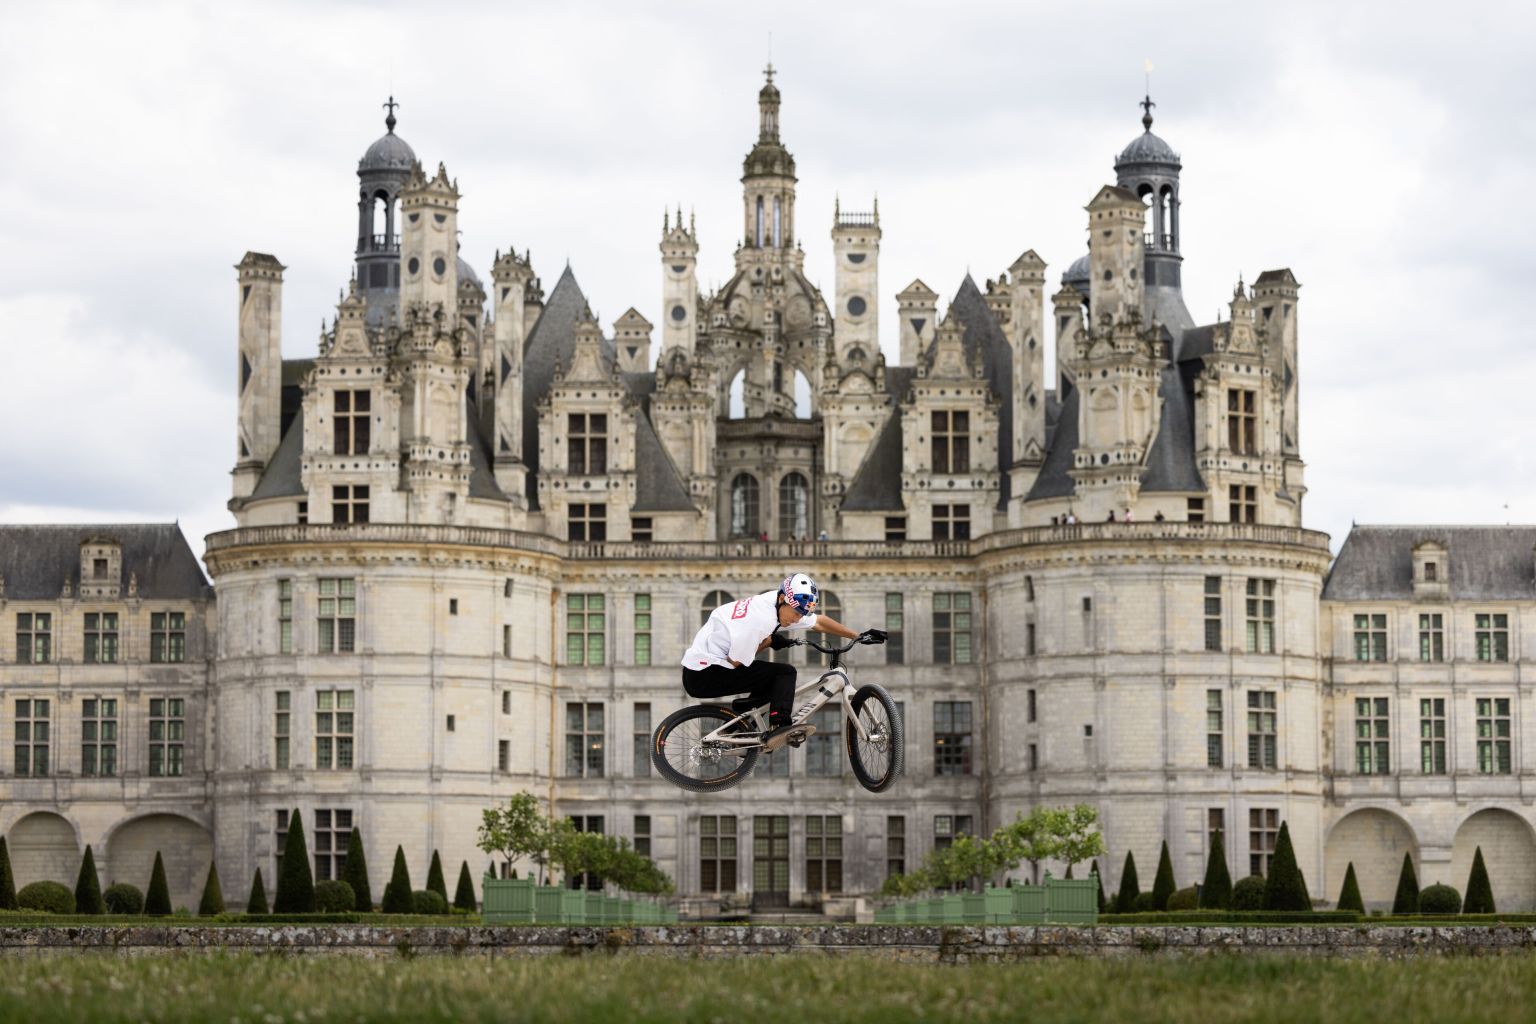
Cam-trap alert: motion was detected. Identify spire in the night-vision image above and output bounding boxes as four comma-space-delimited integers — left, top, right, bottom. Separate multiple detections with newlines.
1140, 93, 1155, 133
383, 95, 399, 134
758, 63, 781, 142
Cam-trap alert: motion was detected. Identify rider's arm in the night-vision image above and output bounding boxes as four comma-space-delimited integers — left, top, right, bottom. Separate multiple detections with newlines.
809, 615, 860, 640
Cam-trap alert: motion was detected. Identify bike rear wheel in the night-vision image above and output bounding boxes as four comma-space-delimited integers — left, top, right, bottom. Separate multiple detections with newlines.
846, 683, 903, 792
652, 704, 760, 792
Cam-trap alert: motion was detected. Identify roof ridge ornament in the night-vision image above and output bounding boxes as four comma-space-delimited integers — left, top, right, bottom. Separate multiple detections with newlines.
383, 95, 399, 134
1140, 93, 1155, 133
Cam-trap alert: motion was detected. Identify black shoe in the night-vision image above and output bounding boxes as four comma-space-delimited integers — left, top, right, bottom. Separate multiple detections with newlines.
762, 721, 817, 753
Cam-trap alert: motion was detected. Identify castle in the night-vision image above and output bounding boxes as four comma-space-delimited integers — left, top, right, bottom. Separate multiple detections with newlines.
1, 72, 1532, 914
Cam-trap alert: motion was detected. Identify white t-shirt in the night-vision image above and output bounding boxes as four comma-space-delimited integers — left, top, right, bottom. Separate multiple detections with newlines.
681, 591, 819, 670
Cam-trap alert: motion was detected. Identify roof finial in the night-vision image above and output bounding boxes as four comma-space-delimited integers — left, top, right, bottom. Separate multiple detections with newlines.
1141, 58, 1155, 131
764, 61, 775, 86
383, 95, 399, 134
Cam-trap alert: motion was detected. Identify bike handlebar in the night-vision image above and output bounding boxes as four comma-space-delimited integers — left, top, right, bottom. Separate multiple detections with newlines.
788, 634, 884, 655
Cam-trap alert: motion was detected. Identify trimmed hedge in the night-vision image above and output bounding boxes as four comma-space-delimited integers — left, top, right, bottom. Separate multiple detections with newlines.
412, 889, 448, 916
1463, 847, 1495, 914
1151, 841, 1176, 912
1200, 832, 1232, 910
381, 847, 414, 914
199, 863, 225, 917
1166, 886, 1198, 912
341, 828, 372, 913
0, 838, 16, 911
17, 881, 75, 915
103, 883, 143, 915
75, 845, 105, 915
1391, 852, 1420, 915
246, 868, 269, 915
1419, 883, 1461, 915
1231, 875, 1267, 912
426, 851, 448, 905
314, 880, 356, 914
273, 809, 315, 913
1113, 851, 1140, 914
454, 861, 476, 912
1101, 910, 1361, 925
145, 853, 172, 917
1336, 862, 1364, 914
1262, 822, 1310, 912
1131, 892, 1156, 913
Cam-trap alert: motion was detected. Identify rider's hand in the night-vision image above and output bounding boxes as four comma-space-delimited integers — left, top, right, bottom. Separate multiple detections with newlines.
769, 632, 796, 651
858, 628, 888, 645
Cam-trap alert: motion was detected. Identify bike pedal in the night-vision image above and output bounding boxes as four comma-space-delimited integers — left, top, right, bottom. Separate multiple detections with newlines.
763, 723, 817, 754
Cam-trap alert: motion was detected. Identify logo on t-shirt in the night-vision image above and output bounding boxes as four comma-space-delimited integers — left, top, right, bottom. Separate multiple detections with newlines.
730, 598, 752, 620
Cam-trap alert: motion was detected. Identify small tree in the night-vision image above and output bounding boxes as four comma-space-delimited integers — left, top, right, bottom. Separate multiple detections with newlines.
1391, 852, 1420, 915
1262, 821, 1310, 912
1113, 850, 1140, 914
454, 861, 476, 911
1151, 840, 1176, 911
273, 809, 316, 913
75, 844, 105, 915
341, 828, 372, 912
1463, 846, 1496, 914
426, 850, 448, 904
144, 852, 172, 917
1051, 805, 1107, 877
246, 868, 269, 914
1093, 862, 1106, 914
103, 883, 143, 915
1336, 862, 1364, 913
1419, 883, 1461, 915
381, 845, 414, 914
198, 862, 225, 916
0, 837, 17, 911
1231, 875, 1267, 911
992, 808, 1062, 886
477, 792, 554, 883
1200, 832, 1232, 909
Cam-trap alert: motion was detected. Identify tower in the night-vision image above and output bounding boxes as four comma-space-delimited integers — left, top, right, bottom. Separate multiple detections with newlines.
1252, 269, 1302, 459
232, 252, 285, 500
490, 248, 534, 501
659, 209, 698, 359
896, 280, 937, 367
1114, 95, 1191, 333
613, 309, 653, 374
355, 98, 415, 327
398, 162, 459, 318
741, 65, 797, 253
832, 197, 880, 362
1007, 250, 1047, 510
1086, 185, 1146, 325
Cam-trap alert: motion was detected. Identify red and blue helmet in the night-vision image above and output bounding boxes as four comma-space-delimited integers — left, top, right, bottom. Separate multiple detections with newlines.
780, 572, 819, 616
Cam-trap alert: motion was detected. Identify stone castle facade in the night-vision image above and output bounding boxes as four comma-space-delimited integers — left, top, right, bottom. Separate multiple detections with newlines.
2, 76, 1533, 913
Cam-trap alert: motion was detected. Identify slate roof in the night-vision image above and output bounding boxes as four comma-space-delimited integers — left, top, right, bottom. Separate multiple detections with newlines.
841, 412, 905, 512
631, 403, 696, 512
250, 414, 305, 499
945, 276, 1014, 509
1140, 359, 1205, 493
1024, 380, 1079, 500
522, 266, 605, 508
1323, 526, 1536, 602
0, 524, 209, 600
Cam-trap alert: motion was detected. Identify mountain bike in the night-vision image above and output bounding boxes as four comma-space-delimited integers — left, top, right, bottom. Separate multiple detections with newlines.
651, 635, 903, 793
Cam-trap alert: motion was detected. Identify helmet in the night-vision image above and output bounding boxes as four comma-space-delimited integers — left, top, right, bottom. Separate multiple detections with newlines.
780, 572, 819, 616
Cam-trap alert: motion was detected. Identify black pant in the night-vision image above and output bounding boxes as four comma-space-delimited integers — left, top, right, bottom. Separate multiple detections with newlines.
682, 661, 797, 724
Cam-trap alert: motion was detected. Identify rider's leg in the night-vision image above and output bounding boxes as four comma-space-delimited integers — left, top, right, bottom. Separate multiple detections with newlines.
757, 662, 797, 730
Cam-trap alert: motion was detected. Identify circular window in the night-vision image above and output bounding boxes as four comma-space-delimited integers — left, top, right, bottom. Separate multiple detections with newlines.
847, 296, 867, 317
670, 305, 687, 322
407, 257, 420, 276
433, 257, 447, 277
848, 253, 866, 264
1103, 269, 1113, 281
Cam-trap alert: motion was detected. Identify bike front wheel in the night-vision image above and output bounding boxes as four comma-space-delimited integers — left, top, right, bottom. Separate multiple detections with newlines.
652, 704, 760, 792
845, 684, 903, 792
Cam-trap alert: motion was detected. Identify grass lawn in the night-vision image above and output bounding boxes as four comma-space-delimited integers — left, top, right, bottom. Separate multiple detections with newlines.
1, 954, 1533, 1023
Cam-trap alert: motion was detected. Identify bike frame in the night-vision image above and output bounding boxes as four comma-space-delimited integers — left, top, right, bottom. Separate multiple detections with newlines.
698, 638, 876, 752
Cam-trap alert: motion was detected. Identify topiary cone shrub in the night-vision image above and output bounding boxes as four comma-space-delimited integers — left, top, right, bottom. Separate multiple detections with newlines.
198, 862, 225, 916
246, 868, 269, 915
0, 837, 18, 911
412, 889, 448, 916
1200, 832, 1232, 909
103, 883, 143, 915
1463, 846, 1495, 914
454, 861, 476, 912
341, 828, 372, 912
381, 846, 414, 914
1262, 822, 1310, 911
1151, 840, 1176, 911
75, 844, 105, 915
1231, 875, 1267, 911
1113, 851, 1140, 914
426, 850, 448, 904
1166, 886, 1198, 911
17, 880, 75, 914
1391, 852, 1420, 915
144, 852, 172, 917
1336, 862, 1364, 913
314, 880, 356, 914
1419, 883, 1461, 915
1093, 862, 1106, 914
273, 809, 315, 913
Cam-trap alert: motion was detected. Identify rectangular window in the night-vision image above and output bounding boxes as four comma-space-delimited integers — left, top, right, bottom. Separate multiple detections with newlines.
1246, 690, 1276, 770
278, 579, 293, 655
884, 593, 905, 664
1027, 689, 1037, 724
633, 594, 652, 666
1207, 689, 1224, 768
565, 594, 606, 666
1028, 742, 1038, 771
1026, 622, 1037, 656
886, 816, 906, 879
275, 810, 289, 881
1354, 697, 1390, 775
1208, 808, 1225, 852
501, 691, 511, 715
1226, 388, 1257, 454
1204, 576, 1222, 652
1229, 484, 1257, 524
148, 697, 185, 777
633, 702, 651, 778
565, 701, 604, 777
699, 815, 737, 893
1418, 614, 1445, 663
296, 501, 308, 525
333, 389, 371, 455
332, 484, 370, 524
1475, 614, 1510, 663
757, 744, 791, 777
806, 706, 842, 776
1187, 497, 1206, 523
933, 700, 973, 776
1420, 698, 1446, 775
317, 578, 357, 653
631, 517, 653, 542
1248, 808, 1279, 876
805, 815, 843, 894
14, 699, 49, 777
502, 624, 512, 658
1476, 697, 1512, 774
933, 814, 974, 852
567, 503, 607, 542
315, 689, 355, 770
312, 808, 353, 882
565, 816, 604, 890
497, 739, 509, 772
1353, 614, 1387, 662
274, 690, 290, 769
81, 697, 117, 777
84, 612, 119, 664
15, 613, 51, 665
931, 410, 970, 473
150, 611, 186, 664
1244, 578, 1275, 653
92, 558, 108, 580
931, 503, 971, 541
567, 413, 608, 475
933, 592, 973, 664
884, 516, 907, 542
634, 815, 651, 859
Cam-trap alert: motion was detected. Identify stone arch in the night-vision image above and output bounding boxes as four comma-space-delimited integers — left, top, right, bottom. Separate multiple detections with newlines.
7, 811, 78, 888
1449, 808, 1536, 910
793, 368, 813, 418
1324, 808, 1417, 909
106, 814, 214, 912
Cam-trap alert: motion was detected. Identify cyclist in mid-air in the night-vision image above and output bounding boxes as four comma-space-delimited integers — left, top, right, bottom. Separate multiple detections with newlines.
681, 573, 885, 748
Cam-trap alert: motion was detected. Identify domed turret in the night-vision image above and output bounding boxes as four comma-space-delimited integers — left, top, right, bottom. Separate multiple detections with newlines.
1113, 95, 1192, 333
355, 97, 415, 326
1062, 252, 1091, 296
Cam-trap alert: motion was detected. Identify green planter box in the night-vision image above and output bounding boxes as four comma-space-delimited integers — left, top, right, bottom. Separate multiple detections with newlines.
983, 886, 1014, 924
1011, 885, 1046, 924
584, 891, 604, 925
482, 877, 536, 924
1044, 877, 1099, 924
534, 885, 564, 923
940, 894, 965, 924
893, 902, 909, 924
619, 899, 635, 924
602, 895, 622, 925
961, 891, 987, 924
561, 889, 587, 925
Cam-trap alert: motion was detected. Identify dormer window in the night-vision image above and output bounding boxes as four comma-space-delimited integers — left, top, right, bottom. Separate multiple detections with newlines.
93, 559, 108, 581
1425, 561, 1437, 582
1412, 541, 1449, 599
567, 414, 607, 475
334, 390, 371, 456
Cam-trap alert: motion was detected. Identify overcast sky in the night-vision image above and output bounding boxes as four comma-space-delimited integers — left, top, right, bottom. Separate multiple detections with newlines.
2, 0, 1533, 565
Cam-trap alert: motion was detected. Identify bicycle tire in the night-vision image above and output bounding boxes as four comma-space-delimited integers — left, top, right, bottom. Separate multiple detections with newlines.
846, 683, 903, 792
652, 703, 760, 792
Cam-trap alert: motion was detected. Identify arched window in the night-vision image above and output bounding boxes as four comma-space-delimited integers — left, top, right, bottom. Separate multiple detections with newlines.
808, 590, 842, 667
1160, 185, 1176, 249
701, 590, 734, 627
730, 474, 760, 538
778, 472, 810, 540
793, 369, 812, 418
727, 369, 746, 419
755, 196, 765, 248
773, 197, 782, 248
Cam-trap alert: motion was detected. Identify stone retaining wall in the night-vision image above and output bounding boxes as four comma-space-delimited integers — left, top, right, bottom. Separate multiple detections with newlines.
3, 925, 1536, 960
